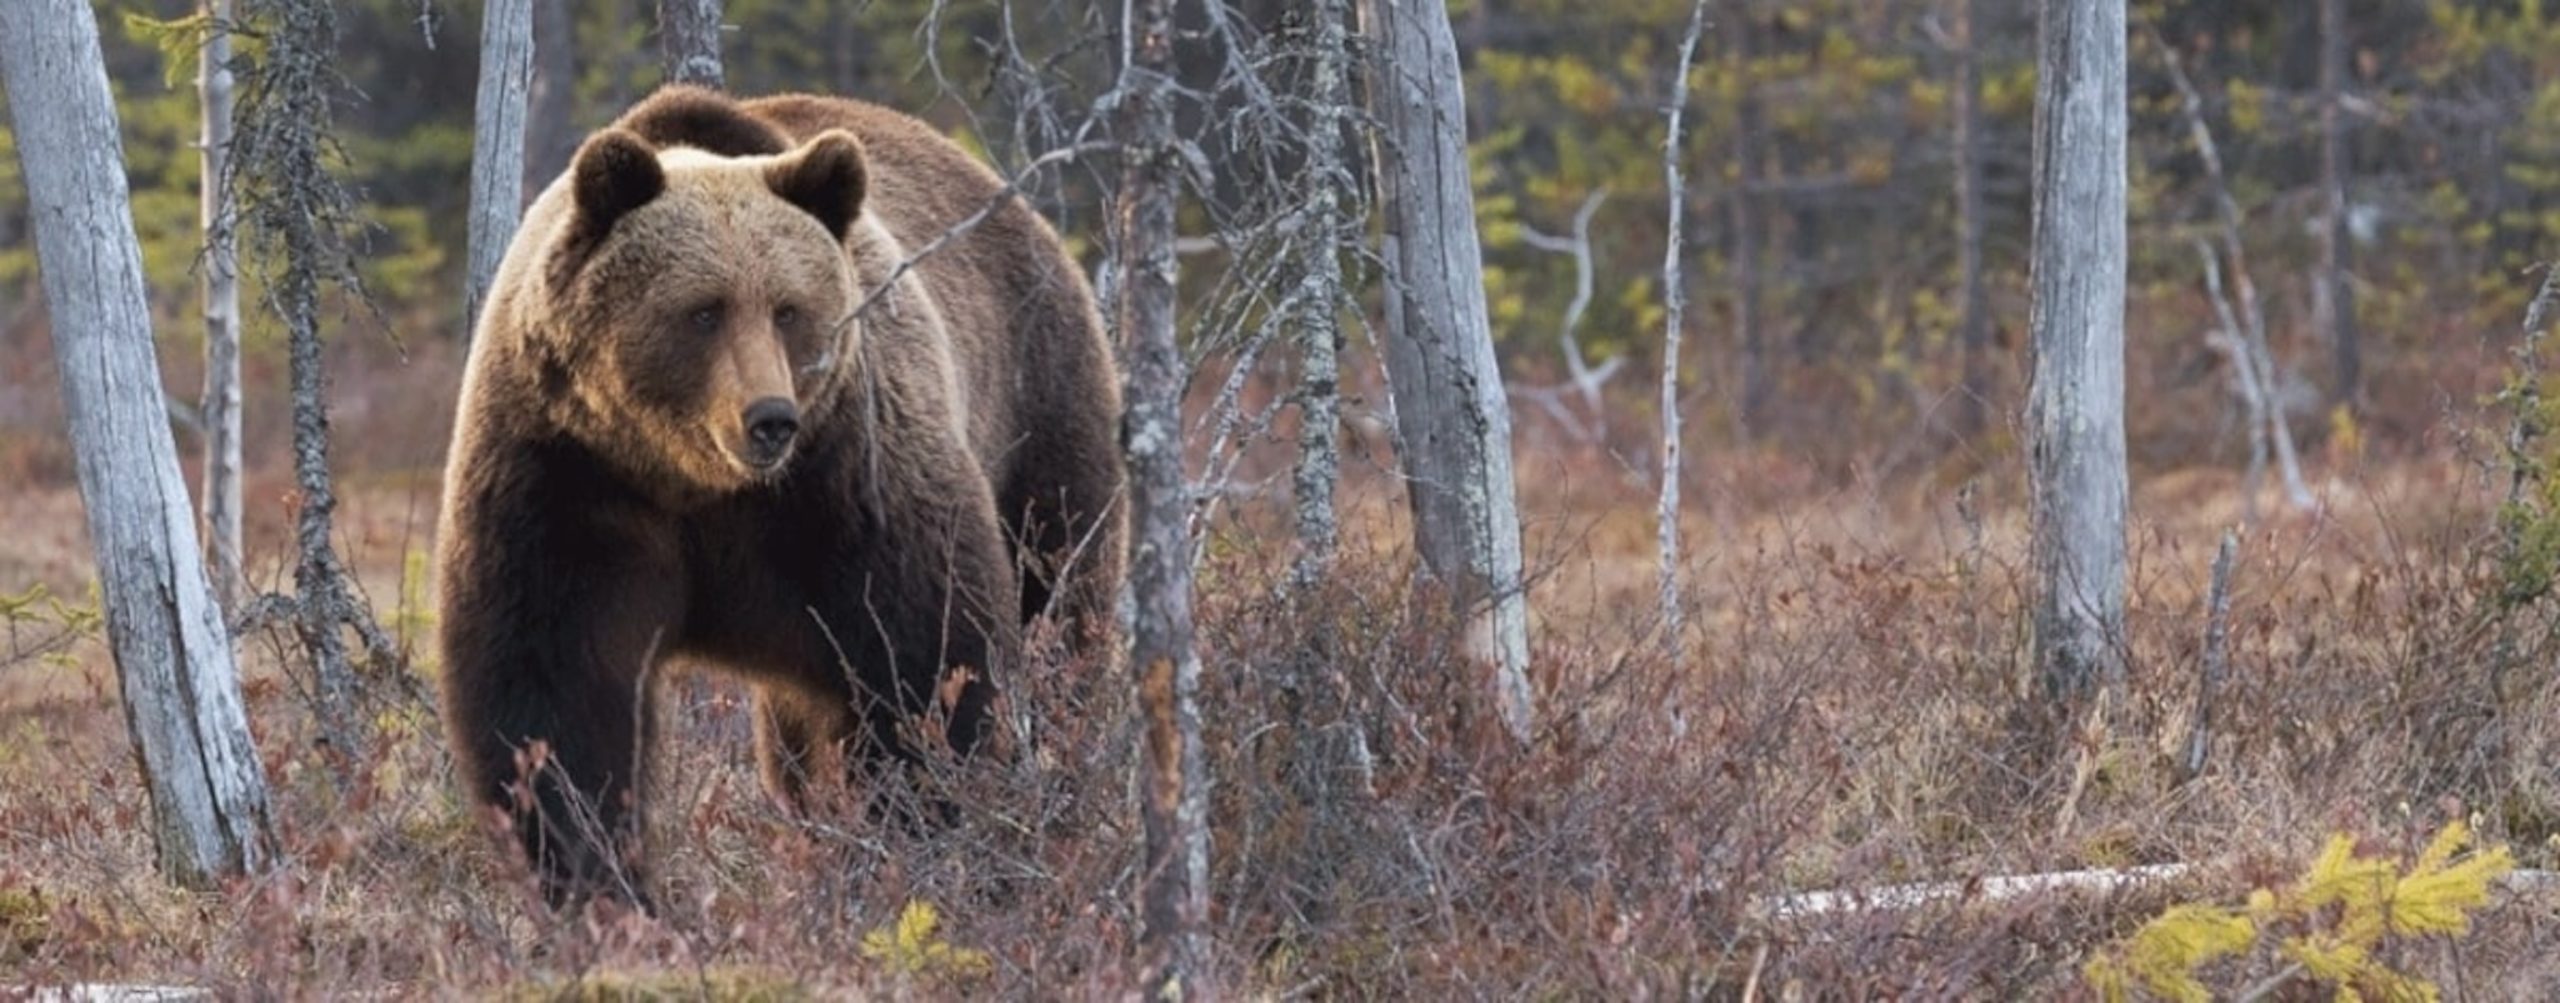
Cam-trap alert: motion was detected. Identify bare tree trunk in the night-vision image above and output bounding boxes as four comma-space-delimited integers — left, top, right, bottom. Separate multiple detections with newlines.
1117, 0, 1208, 992
466, 0, 533, 332
0, 0, 277, 888
2027, 0, 2128, 706
235, 0, 399, 756
1728, 0, 1769, 436
1291, 0, 1353, 593
200, 0, 245, 613
1360, 0, 1536, 745
1952, 0, 1991, 438
2175, 529, 2237, 783
658, 0, 723, 89
1659, 0, 1708, 661
2156, 36, 2315, 513
2315, 0, 2359, 413
523, 0, 578, 201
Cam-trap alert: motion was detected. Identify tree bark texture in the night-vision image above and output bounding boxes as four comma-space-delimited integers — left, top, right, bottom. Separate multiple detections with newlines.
523, 0, 578, 202
1659, 0, 1708, 660
2315, 0, 2360, 412
466, 0, 533, 333
2027, 0, 2129, 705
1291, 0, 1352, 593
658, 0, 724, 89
0, 0, 277, 888
200, 0, 245, 613
1359, 0, 1536, 745
1116, 0, 1210, 993
1952, 0, 1991, 437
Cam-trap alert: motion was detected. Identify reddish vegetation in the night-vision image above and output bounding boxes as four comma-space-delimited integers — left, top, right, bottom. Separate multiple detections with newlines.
1, 325, 2557, 995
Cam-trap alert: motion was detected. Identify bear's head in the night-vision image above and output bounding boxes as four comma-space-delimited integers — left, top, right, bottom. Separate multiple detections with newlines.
535, 122, 869, 495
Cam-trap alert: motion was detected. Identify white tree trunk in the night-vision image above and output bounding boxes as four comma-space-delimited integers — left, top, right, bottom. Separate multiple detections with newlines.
658, 0, 723, 89
466, 0, 534, 332
1116, 0, 1208, 992
0, 0, 276, 888
1658, 0, 1708, 661
2027, 0, 2129, 704
199, 0, 245, 613
1359, 0, 1535, 744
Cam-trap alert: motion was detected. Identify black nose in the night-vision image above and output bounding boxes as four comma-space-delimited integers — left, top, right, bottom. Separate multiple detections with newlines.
743, 397, 800, 461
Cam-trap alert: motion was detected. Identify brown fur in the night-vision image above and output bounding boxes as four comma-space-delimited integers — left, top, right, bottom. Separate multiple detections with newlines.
437, 86, 1123, 906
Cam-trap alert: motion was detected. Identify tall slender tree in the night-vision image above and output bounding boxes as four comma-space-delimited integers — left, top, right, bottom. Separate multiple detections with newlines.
1360, 0, 1537, 745
466, 0, 534, 331
1, 0, 277, 888
2027, 0, 2129, 706
1117, 0, 1209, 992
1659, 0, 1709, 658
1290, 0, 1354, 594
659, 0, 723, 89
523, 0, 578, 199
200, 0, 246, 612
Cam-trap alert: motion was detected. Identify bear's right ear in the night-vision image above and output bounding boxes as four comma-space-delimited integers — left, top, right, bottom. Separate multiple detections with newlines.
570, 129, 665, 231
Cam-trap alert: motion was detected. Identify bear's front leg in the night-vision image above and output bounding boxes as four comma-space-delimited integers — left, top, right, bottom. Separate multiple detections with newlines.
808, 461, 1023, 776
438, 472, 686, 909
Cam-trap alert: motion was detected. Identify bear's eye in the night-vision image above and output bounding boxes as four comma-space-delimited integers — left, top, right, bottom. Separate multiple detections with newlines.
686, 303, 722, 333
773, 304, 800, 327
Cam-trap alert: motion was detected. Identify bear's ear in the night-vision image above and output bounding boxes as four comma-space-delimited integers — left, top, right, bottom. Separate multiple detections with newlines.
764, 129, 867, 242
570, 128, 665, 231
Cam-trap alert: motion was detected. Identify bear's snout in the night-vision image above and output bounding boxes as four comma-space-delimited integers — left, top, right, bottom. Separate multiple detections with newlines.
742, 397, 801, 467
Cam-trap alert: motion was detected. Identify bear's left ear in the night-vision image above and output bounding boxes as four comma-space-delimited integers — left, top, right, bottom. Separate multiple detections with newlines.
765, 129, 867, 242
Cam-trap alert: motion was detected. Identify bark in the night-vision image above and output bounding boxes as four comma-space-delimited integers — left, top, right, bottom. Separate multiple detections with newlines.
200, 0, 245, 613
1659, 0, 1708, 661
2157, 37, 2314, 513
234, 0, 399, 756
0, 0, 277, 888
466, 0, 534, 333
1117, 0, 1209, 993
1359, 0, 1536, 745
2315, 0, 2360, 413
658, 0, 724, 89
2027, 0, 2129, 706
1291, 0, 1352, 593
523, 0, 578, 201
1728, 0, 1769, 435
1952, 0, 1991, 437
2176, 530, 2238, 783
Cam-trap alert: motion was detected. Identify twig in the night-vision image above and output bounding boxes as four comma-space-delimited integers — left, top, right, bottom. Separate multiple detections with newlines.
2177, 529, 2238, 783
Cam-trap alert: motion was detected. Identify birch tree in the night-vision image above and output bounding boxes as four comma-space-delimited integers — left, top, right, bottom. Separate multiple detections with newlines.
466, 0, 534, 330
2026, 0, 2128, 706
200, 0, 245, 612
659, 0, 723, 89
1360, 0, 1536, 745
1659, 0, 1708, 658
1116, 0, 1208, 991
0, 0, 277, 888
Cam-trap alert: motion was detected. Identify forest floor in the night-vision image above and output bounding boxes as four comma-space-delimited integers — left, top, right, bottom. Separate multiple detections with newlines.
1, 340, 2557, 997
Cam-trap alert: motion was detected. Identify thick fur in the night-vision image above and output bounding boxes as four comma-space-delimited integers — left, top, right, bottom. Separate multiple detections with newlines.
437, 86, 1123, 905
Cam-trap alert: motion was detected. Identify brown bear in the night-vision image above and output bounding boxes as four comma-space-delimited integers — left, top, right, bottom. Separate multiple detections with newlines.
436, 85, 1123, 906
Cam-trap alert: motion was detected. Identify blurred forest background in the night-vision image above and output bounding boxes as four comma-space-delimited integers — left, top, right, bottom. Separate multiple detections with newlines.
7, 0, 2560, 996
1, 0, 2554, 490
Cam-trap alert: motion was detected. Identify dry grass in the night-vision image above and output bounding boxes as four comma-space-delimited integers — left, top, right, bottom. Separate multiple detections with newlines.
0, 331, 2557, 998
